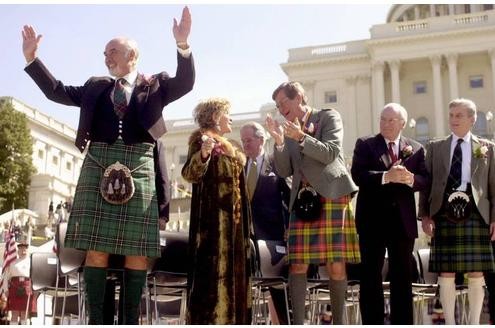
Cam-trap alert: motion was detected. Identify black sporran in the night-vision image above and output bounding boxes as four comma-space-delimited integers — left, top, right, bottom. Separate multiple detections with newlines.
445, 190, 472, 224
294, 186, 322, 221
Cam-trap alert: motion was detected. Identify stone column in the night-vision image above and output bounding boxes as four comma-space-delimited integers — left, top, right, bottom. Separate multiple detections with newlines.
430, 4, 436, 17
489, 49, 495, 104
372, 60, 385, 133
389, 59, 401, 104
430, 55, 445, 137
301, 80, 316, 107
345, 75, 358, 152
446, 53, 459, 100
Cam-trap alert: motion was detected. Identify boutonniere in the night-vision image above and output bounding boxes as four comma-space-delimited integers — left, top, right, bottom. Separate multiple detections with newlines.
304, 122, 318, 136
139, 73, 156, 87
473, 144, 489, 158
401, 144, 414, 158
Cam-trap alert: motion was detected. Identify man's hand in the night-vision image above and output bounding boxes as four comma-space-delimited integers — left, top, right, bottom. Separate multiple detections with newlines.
173, 6, 191, 43
22, 25, 42, 63
283, 117, 305, 142
421, 216, 435, 237
384, 164, 414, 185
265, 113, 285, 146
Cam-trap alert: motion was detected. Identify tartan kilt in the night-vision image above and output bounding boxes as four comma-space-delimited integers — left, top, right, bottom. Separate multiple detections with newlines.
7, 277, 36, 313
65, 140, 160, 257
429, 212, 494, 273
287, 194, 361, 264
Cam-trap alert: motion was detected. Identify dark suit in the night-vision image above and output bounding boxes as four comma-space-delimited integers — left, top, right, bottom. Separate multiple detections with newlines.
248, 153, 290, 241
248, 152, 290, 324
25, 53, 194, 152
351, 134, 428, 324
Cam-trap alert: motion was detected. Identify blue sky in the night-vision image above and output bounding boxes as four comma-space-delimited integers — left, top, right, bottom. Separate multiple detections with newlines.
1, 4, 391, 128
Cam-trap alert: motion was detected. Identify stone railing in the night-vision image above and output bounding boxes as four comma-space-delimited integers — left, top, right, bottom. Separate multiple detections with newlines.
287, 39, 367, 62
371, 11, 495, 39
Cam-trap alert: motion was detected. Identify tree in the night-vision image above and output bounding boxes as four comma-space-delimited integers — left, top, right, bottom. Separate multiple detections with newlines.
0, 100, 35, 212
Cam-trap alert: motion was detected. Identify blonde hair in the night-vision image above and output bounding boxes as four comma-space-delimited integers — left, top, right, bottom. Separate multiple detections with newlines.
193, 97, 231, 130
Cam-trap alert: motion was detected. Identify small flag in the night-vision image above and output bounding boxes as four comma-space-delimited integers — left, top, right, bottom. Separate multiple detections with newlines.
0, 227, 17, 299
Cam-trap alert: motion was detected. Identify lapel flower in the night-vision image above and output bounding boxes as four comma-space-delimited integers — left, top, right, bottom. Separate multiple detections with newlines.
473, 144, 489, 158
401, 144, 413, 158
304, 122, 318, 136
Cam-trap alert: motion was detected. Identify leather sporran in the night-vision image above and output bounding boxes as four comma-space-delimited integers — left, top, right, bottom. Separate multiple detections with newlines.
445, 190, 472, 224
100, 161, 135, 205
294, 186, 322, 221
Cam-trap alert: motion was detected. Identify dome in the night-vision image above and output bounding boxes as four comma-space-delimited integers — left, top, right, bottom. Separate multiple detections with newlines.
387, 4, 494, 23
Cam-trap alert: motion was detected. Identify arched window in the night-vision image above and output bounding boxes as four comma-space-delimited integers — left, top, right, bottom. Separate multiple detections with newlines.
415, 117, 429, 145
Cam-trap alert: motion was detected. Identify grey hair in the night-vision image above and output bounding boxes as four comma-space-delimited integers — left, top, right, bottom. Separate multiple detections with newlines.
449, 98, 477, 119
240, 121, 267, 142
382, 102, 408, 123
114, 37, 140, 63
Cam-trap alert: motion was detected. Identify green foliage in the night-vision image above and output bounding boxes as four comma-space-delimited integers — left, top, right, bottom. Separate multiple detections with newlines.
0, 100, 35, 212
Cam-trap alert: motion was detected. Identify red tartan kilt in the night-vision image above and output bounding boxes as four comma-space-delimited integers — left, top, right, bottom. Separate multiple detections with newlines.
6, 277, 37, 313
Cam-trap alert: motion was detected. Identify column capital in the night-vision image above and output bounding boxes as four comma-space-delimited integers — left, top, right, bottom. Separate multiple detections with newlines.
345, 75, 358, 85
445, 53, 458, 65
357, 74, 371, 82
388, 59, 401, 71
372, 60, 385, 71
429, 54, 442, 66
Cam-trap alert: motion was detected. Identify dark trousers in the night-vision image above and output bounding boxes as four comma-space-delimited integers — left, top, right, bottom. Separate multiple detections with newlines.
359, 233, 415, 324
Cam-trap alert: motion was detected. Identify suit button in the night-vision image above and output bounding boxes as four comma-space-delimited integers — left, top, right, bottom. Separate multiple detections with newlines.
119, 129, 123, 133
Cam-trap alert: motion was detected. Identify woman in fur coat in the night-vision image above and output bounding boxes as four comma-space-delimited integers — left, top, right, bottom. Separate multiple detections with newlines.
182, 97, 252, 324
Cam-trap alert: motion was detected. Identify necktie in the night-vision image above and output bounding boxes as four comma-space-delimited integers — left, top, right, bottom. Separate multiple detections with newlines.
247, 160, 258, 201
113, 78, 128, 119
388, 142, 397, 164
447, 138, 463, 190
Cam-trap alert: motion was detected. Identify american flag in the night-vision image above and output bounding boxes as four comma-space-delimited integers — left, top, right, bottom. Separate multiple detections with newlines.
0, 226, 16, 299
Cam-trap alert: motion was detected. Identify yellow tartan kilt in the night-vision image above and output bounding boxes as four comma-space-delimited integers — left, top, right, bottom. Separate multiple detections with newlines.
288, 195, 361, 264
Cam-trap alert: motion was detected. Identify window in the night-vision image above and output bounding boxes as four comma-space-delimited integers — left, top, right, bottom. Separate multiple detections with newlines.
38, 149, 44, 159
179, 155, 188, 165
484, 4, 493, 10
324, 91, 337, 103
66, 162, 72, 171
469, 75, 484, 88
413, 81, 427, 94
52, 156, 58, 165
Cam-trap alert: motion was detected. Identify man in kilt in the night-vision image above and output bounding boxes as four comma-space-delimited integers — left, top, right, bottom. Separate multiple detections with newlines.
351, 103, 429, 324
266, 82, 361, 325
420, 98, 495, 325
21, 7, 194, 324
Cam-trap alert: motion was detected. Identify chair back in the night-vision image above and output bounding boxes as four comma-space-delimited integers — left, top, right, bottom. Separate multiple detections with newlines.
256, 240, 288, 278
153, 231, 189, 273
56, 222, 86, 277
30, 252, 58, 292
417, 248, 438, 284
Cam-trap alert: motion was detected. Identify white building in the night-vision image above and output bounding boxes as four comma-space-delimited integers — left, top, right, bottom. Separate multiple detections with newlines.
1, 97, 84, 224
282, 4, 495, 155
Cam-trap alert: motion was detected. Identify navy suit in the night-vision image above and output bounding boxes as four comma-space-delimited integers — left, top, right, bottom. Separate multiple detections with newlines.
248, 153, 290, 241
351, 134, 428, 324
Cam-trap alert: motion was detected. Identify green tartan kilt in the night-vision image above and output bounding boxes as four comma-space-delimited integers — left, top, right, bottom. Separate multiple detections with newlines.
65, 140, 160, 257
429, 211, 495, 273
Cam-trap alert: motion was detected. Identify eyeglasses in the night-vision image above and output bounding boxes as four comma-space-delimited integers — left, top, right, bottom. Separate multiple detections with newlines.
276, 97, 290, 109
380, 117, 403, 124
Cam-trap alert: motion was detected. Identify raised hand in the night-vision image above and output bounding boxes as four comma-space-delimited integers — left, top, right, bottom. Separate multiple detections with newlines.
265, 113, 284, 146
22, 25, 42, 62
283, 117, 304, 141
173, 6, 191, 43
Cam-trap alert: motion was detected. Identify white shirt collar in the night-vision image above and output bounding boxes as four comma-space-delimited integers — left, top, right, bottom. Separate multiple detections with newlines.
452, 131, 471, 145
118, 69, 138, 87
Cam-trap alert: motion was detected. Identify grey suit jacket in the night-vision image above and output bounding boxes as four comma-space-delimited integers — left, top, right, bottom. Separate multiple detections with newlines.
418, 134, 495, 224
273, 108, 357, 211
